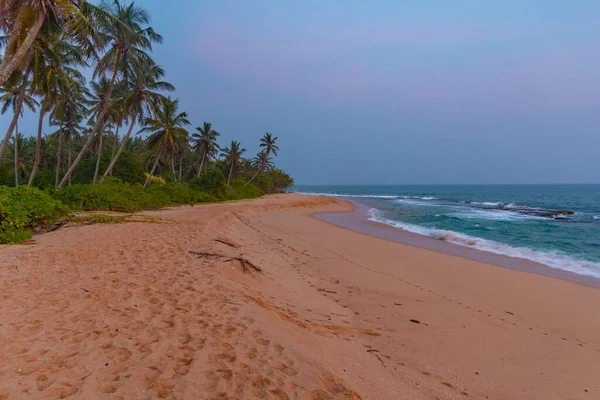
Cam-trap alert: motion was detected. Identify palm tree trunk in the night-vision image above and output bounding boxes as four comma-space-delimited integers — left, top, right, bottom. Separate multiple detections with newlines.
228, 163, 234, 185
197, 151, 206, 178
93, 127, 104, 184
171, 156, 176, 180
28, 109, 46, 187
144, 147, 163, 188
14, 121, 18, 187
59, 57, 120, 187
68, 138, 72, 186
55, 122, 64, 187
0, 10, 46, 87
178, 157, 183, 182
109, 124, 120, 176
244, 162, 265, 188
0, 71, 29, 162
102, 111, 137, 181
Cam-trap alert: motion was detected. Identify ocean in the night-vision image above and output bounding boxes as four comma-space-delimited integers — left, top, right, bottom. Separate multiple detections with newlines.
295, 185, 600, 279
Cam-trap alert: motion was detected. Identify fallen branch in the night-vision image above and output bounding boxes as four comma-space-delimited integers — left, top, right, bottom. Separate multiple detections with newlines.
367, 349, 386, 367
213, 238, 239, 248
189, 251, 262, 274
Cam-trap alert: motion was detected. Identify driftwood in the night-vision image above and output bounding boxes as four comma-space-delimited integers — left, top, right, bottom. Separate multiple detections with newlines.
213, 238, 239, 248
189, 251, 262, 274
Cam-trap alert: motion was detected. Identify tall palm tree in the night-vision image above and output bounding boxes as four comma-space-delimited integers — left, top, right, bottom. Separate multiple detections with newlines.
50, 80, 87, 186
102, 61, 173, 180
59, 0, 162, 187
27, 20, 86, 187
0, 0, 110, 87
6, 133, 33, 185
0, 72, 38, 185
86, 77, 120, 183
140, 96, 190, 187
173, 133, 191, 181
0, 70, 36, 162
221, 140, 246, 185
191, 122, 220, 177
245, 132, 279, 186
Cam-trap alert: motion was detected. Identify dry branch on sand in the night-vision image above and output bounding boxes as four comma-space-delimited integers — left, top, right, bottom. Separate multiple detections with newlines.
189, 251, 262, 274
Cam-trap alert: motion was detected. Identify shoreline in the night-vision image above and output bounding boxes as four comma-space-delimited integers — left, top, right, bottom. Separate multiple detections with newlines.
315, 198, 600, 288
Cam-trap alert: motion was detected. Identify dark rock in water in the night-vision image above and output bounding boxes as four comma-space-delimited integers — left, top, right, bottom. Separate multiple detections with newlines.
473, 203, 575, 220
555, 210, 575, 215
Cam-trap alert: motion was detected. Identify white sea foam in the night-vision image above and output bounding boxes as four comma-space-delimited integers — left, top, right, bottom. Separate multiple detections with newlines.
594, 216, 600, 220
471, 201, 504, 206
450, 209, 543, 222
296, 192, 398, 200
367, 208, 600, 279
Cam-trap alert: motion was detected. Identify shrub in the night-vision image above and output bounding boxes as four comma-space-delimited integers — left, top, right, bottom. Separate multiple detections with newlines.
32, 170, 56, 190
187, 169, 227, 195
53, 179, 216, 213
0, 186, 70, 244
53, 179, 150, 213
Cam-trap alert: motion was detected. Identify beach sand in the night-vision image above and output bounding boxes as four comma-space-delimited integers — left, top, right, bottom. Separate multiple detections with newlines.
0, 194, 598, 399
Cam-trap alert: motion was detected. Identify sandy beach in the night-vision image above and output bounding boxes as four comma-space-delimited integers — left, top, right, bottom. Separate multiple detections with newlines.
0, 194, 598, 399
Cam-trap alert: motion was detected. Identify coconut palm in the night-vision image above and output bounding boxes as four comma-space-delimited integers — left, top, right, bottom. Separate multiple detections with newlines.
50, 80, 87, 186
59, 0, 162, 187
86, 77, 123, 183
252, 150, 274, 171
6, 133, 33, 184
221, 140, 246, 185
245, 132, 279, 186
140, 96, 190, 187
191, 122, 220, 177
102, 61, 173, 180
0, 72, 38, 185
0, 0, 110, 87
27, 21, 86, 187
0, 70, 37, 162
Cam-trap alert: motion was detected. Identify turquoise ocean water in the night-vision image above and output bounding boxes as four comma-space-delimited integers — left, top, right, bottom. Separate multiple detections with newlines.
295, 185, 600, 279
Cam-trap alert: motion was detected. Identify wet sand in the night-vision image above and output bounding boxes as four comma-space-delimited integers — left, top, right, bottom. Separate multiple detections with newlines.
0, 194, 598, 399
316, 200, 600, 288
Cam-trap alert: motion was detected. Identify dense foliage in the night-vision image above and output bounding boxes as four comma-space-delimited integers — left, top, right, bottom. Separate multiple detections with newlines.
0, 0, 295, 243
0, 186, 69, 244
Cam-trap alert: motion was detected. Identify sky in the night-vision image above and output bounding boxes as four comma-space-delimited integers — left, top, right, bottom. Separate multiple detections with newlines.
5, 0, 600, 184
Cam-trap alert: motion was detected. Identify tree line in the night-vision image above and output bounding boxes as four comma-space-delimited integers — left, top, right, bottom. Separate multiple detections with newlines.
0, 0, 293, 193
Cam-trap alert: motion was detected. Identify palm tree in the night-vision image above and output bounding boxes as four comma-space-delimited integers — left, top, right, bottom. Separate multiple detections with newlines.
0, 0, 110, 87
173, 133, 191, 181
0, 70, 37, 162
86, 77, 121, 183
191, 122, 220, 177
245, 132, 279, 186
252, 150, 274, 171
221, 140, 246, 185
50, 81, 87, 187
102, 61, 173, 180
6, 133, 33, 185
27, 21, 86, 187
59, 0, 162, 187
140, 96, 190, 187
0, 72, 38, 185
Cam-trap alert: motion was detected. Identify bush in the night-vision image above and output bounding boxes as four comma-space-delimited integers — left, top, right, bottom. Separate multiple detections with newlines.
32, 170, 56, 190
253, 168, 294, 193
0, 186, 70, 244
187, 169, 227, 195
53, 178, 216, 213
53, 179, 151, 213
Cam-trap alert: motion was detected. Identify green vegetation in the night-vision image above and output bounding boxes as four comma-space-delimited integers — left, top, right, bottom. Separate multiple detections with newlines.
0, 186, 69, 244
0, 0, 295, 244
